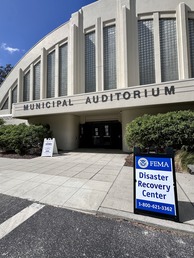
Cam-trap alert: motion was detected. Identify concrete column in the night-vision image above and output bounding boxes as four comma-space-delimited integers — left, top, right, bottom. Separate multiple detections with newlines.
55, 44, 59, 97
116, 0, 139, 89
50, 114, 79, 150
176, 3, 190, 80
77, 10, 85, 94
18, 68, 23, 102
62, 114, 79, 150
122, 109, 138, 152
40, 47, 47, 99
68, 24, 77, 96
153, 12, 162, 83
68, 10, 84, 95
29, 114, 79, 151
116, 4, 128, 89
96, 17, 103, 92
30, 64, 34, 101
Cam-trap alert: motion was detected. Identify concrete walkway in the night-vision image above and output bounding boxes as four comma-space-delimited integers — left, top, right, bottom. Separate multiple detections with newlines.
0, 150, 194, 234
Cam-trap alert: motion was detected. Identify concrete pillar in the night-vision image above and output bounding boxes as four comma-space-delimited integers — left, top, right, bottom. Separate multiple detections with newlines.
62, 114, 80, 150
55, 44, 59, 97
40, 47, 47, 99
29, 114, 79, 151
68, 10, 84, 95
116, 0, 139, 89
51, 114, 79, 150
153, 12, 162, 83
77, 10, 85, 94
30, 64, 34, 101
176, 3, 190, 80
122, 109, 138, 152
68, 24, 77, 95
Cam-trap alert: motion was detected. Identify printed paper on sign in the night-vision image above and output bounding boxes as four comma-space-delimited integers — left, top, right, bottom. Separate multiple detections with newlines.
41, 138, 58, 157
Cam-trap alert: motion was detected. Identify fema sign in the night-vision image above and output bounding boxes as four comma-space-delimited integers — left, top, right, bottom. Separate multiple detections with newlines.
134, 151, 179, 222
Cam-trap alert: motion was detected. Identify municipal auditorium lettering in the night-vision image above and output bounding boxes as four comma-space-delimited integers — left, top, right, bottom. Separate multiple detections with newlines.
23, 85, 175, 111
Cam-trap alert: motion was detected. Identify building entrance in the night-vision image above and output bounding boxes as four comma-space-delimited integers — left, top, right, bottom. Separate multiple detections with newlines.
79, 121, 122, 149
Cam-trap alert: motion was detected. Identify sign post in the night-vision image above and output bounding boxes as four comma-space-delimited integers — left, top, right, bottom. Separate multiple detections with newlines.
134, 148, 179, 222
41, 138, 58, 157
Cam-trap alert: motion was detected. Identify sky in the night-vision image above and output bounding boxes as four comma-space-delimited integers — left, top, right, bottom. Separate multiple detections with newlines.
0, 0, 96, 67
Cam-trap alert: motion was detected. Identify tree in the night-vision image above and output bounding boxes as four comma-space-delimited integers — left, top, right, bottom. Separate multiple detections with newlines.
0, 64, 13, 86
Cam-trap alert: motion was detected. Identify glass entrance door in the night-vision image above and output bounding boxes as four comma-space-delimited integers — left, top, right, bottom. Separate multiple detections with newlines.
79, 121, 122, 149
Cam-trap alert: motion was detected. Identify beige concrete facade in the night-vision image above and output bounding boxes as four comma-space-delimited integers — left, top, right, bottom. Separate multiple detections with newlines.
1, 0, 194, 152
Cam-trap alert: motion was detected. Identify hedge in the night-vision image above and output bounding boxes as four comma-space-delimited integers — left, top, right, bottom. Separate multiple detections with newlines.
125, 110, 194, 151
0, 118, 4, 126
0, 123, 52, 155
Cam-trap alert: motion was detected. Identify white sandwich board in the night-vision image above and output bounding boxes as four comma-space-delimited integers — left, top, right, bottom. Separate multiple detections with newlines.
41, 138, 58, 157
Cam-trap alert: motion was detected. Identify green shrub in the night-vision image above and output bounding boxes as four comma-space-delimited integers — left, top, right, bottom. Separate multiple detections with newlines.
0, 123, 52, 155
125, 110, 194, 151
0, 118, 5, 126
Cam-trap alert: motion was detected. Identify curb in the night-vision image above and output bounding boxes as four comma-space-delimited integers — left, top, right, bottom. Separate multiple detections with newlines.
97, 207, 194, 235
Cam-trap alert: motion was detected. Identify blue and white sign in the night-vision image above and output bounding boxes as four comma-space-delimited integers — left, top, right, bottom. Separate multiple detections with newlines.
134, 154, 179, 221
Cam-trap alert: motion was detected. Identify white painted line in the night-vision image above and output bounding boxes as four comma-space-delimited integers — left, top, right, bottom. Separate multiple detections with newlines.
0, 203, 45, 240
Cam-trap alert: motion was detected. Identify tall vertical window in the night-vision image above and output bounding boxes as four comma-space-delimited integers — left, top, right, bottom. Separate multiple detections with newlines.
138, 20, 155, 85
103, 25, 116, 90
160, 19, 178, 82
33, 62, 40, 100
1, 97, 8, 110
23, 71, 30, 101
59, 44, 68, 96
85, 32, 96, 93
189, 19, 194, 78
12, 86, 17, 105
47, 50, 55, 98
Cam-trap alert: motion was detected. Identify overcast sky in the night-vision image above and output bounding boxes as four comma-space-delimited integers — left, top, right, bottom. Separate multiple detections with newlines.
0, 0, 96, 67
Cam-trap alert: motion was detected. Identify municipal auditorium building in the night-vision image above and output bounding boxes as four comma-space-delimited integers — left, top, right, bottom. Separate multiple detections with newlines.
1, 0, 194, 152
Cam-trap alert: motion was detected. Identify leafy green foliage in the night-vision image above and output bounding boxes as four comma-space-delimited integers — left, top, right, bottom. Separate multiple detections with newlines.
0, 118, 5, 126
0, 123, 52, 155
125, 110, 194, 151
0, 64, 13, 85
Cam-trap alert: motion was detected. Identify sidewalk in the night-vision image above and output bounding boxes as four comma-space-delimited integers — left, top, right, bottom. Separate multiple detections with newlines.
0, 150, 194, 234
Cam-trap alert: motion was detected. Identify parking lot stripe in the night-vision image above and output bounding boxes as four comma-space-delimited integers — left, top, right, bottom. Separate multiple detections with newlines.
0, 203, 44, 240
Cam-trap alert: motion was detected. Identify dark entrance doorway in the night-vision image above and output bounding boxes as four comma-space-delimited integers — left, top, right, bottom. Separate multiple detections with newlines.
79, 121, 122, 149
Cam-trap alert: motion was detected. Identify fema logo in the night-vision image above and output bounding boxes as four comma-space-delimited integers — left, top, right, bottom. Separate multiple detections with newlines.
138, 158, 149, 168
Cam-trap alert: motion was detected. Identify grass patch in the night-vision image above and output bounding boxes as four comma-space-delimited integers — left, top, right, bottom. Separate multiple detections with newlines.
175, 150, 194, 172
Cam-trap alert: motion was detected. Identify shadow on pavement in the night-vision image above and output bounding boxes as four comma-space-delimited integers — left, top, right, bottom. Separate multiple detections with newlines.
178, 201, 194, 223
